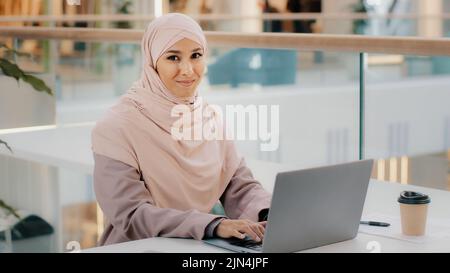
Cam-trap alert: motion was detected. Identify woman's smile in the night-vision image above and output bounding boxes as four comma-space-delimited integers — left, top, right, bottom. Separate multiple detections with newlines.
176, 79, 196, 87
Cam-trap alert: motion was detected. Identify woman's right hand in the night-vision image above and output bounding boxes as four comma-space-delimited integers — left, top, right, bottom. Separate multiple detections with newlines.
215, 219, 267, 242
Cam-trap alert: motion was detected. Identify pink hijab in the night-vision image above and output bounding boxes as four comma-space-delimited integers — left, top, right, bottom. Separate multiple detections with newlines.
91, 13, 241, 213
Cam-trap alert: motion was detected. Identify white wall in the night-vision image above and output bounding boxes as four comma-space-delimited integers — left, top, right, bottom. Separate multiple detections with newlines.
366, 75, 450, 158
0, 75, 55, 130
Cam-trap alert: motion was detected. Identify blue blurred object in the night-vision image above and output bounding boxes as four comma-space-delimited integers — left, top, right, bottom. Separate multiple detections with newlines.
210, 202, 225, 216
207, 48, 297, 87
430, 32, 450, 75
405, 56, 432, 76
431, 56, 450, 75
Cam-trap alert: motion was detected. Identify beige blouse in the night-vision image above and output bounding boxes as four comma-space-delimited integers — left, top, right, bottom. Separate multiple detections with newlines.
93, 153, 272, 246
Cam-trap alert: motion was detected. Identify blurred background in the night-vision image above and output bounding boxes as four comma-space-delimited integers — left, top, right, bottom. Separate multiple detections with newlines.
0, 0, 449, 252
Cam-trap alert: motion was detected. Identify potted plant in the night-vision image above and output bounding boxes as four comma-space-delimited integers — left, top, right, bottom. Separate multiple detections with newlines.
0, 43, 53, 151
0, 42, 53, 219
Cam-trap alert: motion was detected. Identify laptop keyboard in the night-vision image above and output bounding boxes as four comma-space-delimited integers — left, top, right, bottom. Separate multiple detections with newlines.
228, 237, 263, 251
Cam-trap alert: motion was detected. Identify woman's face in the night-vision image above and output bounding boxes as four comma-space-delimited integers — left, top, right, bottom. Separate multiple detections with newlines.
156, 38, 205, 99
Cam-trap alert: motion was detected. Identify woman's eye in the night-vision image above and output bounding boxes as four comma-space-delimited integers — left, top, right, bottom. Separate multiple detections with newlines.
192, 53, 203, 59
167, 55, 180, 61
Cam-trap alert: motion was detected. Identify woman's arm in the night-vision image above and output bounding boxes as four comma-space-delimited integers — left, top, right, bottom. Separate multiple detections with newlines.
219, 158, 272, 223
93, 153, 223, 243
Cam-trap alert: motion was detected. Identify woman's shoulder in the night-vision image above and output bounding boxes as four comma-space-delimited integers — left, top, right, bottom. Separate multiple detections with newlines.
92, 98, 140, 136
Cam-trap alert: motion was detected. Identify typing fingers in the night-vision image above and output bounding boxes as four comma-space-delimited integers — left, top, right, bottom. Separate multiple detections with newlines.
247, 221, 265, 241
239, 224, 261, 242
232, 230, 246, 240
241, 221, 264, 242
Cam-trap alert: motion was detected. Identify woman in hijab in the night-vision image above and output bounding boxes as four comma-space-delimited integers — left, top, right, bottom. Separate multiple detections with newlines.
91, 13, 271, 246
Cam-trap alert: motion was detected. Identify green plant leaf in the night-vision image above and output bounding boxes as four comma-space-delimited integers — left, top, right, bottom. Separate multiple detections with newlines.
0, 199, 20, 220
0, 139, 13, 154
0, 58, 24, 82
22, 74, 53, 96
0, 58, 53, 96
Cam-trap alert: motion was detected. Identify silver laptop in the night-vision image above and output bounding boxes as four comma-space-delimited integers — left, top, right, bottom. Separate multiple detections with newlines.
203, 159, 374, 253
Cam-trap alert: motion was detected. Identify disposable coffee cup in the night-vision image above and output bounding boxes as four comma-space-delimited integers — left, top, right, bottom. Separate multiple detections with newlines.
398, 191, 431, 236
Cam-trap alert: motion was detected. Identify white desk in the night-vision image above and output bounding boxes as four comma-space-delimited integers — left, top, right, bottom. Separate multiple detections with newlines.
83, 180, 450, 253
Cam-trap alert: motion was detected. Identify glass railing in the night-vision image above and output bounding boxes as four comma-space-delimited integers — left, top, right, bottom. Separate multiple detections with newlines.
364, 52, 450, 191
0, 28, 449, 252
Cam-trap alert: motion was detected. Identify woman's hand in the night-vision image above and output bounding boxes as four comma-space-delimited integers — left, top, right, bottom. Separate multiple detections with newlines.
215, 219, 267, 242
